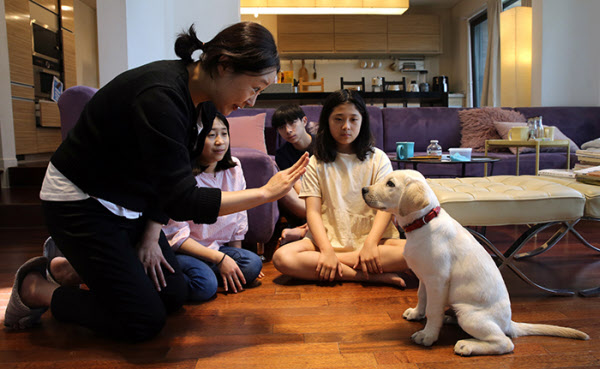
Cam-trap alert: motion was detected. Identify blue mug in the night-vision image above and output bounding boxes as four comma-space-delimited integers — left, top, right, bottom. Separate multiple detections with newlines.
396, 142, 415, 160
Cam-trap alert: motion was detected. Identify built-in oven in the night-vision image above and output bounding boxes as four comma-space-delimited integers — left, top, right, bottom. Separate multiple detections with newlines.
30, 2, 63, 100
33, 65, 61, 100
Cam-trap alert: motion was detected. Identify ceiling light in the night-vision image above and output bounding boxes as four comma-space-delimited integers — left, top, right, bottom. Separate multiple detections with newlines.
240, 0, 409, 15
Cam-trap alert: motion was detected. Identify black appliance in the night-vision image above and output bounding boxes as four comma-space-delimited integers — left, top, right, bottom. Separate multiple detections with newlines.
432, 76, 449, 93
31, 21, 61, 64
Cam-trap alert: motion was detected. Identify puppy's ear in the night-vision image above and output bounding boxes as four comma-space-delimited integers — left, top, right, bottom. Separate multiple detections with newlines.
398, 180, 431, 216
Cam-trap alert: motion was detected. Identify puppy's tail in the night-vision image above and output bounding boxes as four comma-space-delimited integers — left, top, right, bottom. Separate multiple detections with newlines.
510, 321, 589, 340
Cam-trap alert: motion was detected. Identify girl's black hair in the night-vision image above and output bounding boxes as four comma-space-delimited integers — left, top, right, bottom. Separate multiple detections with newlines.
175, 22, 280, 76
314, 89, 374, 163
271, 104, 307, 130
192, 101, 237, 175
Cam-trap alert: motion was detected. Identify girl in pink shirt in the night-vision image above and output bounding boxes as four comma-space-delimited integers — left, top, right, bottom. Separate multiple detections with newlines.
163, 102, 262, 301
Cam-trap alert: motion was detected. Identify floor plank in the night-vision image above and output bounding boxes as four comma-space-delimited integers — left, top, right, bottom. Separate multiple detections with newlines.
1, 222, 599, 368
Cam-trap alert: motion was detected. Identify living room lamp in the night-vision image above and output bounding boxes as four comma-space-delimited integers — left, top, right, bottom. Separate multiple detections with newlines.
500, 6, 532, 107
240, 0, 409, 15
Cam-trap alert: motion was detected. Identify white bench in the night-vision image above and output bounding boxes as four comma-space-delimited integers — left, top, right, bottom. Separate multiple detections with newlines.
427, 175, 600, 296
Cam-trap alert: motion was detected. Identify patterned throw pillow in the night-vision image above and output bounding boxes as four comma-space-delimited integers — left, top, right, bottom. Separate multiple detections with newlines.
459, 108, 526, 152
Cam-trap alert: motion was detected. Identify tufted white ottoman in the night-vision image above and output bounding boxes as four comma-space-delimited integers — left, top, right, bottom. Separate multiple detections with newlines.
426, 175, 599, 296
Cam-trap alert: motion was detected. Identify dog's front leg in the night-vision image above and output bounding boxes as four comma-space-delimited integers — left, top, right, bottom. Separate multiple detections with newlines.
403, 281, 426, 321
410, 282, 448, 346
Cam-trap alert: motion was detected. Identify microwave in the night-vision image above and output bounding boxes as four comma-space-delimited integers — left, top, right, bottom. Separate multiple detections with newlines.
31, 20, 61, 64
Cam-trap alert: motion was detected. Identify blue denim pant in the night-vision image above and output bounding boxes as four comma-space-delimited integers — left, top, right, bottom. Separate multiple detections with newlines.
176, 246, 263, 302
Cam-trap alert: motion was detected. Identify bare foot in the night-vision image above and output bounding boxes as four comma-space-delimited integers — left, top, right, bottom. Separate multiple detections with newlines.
49, 257, 82, 286
366, 272, 407, 288
279, 224, 309, 246
20, 272, 57, 308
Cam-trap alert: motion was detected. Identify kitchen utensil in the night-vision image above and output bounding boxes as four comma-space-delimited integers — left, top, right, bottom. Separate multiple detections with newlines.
409, 81, 419, 92
419, 82, 430, 92
313, 60, 317, 79
299, 59, 309, 92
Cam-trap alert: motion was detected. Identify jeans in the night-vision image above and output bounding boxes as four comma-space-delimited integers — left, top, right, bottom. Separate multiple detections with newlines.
177, 246, 263, 302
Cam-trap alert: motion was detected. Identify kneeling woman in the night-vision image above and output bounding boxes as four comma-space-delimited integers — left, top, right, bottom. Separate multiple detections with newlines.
163, 102, 262, 301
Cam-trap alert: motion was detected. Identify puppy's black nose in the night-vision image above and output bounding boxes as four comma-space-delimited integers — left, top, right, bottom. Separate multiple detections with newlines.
362, 187, 369, 195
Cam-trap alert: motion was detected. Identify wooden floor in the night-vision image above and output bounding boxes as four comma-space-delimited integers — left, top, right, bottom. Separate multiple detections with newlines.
1, 222, 599, 368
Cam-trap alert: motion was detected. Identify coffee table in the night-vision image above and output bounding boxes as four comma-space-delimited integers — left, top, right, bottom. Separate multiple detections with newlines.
485, 139, 570, 176
392, 156, 500, 177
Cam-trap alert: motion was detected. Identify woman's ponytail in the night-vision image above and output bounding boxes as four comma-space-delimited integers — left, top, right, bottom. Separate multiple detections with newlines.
174, 25, 204, 63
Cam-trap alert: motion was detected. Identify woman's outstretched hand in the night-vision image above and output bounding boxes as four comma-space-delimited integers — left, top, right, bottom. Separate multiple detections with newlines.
263, 152, 309, 201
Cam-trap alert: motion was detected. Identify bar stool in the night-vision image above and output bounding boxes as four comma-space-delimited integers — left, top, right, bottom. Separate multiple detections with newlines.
298, 77, 324, 93
340, 77, 365, 92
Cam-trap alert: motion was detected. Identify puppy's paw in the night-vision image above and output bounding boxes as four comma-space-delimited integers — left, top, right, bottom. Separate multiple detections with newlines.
454, 339, 474, 356
403, 307, 425, 321
411, 330, 438, 346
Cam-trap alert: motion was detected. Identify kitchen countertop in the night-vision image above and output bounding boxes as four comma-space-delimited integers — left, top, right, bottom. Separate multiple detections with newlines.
257, 91, 449, 107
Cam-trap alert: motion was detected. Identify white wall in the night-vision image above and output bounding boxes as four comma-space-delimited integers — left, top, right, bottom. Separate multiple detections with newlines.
449, 0, 486, 107
532, 0, 600, 106
0, 0, 18, 186
96, 1, 129, 86
74, 0, 99, 88
96, 0, 240, 87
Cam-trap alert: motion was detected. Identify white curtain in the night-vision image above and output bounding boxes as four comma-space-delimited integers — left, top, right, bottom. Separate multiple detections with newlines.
481, 0, 502, 106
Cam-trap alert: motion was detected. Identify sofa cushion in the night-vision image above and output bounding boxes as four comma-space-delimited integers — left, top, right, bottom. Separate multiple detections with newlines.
514, 106, 600, 148
382, 107, 463, 153
228, 113, 268, 154
228, 108, 278, 155
459, 107, 526, 152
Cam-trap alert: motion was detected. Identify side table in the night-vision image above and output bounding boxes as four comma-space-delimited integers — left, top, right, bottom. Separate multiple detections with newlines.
484, 139, 570, 176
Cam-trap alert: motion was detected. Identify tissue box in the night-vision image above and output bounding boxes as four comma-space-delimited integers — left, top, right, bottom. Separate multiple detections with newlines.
449, 148, 472, 162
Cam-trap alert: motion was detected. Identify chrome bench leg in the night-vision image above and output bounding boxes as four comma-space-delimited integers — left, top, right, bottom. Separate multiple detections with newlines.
467, 226, 575, 296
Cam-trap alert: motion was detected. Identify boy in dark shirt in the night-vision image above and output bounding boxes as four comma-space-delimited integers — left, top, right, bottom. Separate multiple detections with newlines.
272, 105, 314, 244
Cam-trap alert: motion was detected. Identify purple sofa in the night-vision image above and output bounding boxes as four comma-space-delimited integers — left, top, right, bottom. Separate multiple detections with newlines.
231, 105, 600, 177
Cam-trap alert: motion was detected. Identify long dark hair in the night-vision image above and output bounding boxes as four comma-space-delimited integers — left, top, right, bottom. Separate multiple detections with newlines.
314, 89, 373, 163
192, 101, 237, 175
175, 22, 280, 77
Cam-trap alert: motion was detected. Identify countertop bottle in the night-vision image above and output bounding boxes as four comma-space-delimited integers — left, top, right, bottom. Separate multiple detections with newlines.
427, 140, 442, 156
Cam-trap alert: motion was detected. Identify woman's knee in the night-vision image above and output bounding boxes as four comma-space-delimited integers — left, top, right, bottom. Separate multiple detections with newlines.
120, 304, 167, 342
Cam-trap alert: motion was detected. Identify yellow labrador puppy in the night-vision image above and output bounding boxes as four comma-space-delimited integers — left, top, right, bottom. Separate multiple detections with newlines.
362, 170, 589, 356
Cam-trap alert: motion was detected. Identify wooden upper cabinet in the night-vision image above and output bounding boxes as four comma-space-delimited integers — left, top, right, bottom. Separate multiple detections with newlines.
62, 29, 77, 89
278, 15, 334, 52
34, 0, 58, 13
60, 0, 74, 31
276, 14, 441, 55
334, 15, 386, 52
4, 0, 34, 86
334, 15, 387, 33
387, 14, 441, 54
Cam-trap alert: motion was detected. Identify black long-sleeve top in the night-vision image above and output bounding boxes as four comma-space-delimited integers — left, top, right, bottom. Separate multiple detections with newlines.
51, 60, 221, 225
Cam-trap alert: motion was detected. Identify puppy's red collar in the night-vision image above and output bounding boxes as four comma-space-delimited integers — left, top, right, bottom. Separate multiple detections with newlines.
401, 206, 441, 233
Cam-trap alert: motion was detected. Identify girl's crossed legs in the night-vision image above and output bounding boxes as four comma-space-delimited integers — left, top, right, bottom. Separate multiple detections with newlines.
272, 238, 409, 287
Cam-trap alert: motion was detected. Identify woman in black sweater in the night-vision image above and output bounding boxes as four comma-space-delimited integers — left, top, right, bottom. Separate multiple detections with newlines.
5, 22, 307, 342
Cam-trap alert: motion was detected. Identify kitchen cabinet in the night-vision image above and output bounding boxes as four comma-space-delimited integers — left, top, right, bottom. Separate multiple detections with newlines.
12, 99, 38, 155
276, 14, 441, 55
278, 15, 334, 52
387, 14, 441, 54
334, 15, 387, 53
62, 28, 77, 89
5, 0, 34, 86
60, 0, 74, 31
